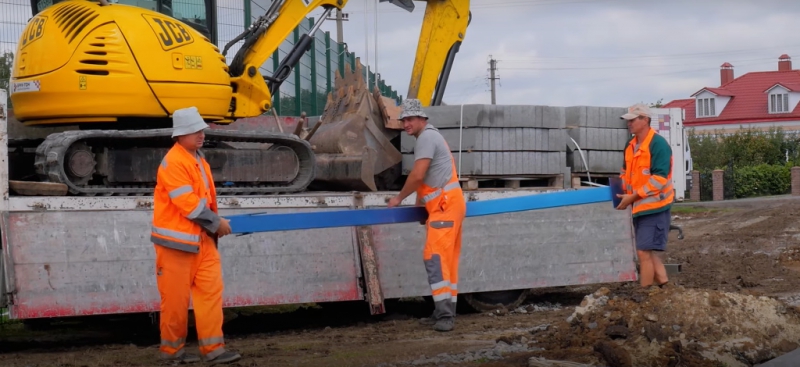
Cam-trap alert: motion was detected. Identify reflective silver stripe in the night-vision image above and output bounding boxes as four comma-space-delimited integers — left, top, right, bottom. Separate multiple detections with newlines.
443, 181, 460, 191
198, 336, 225, 346
160, 158, 168, 169
197, 157, 210, 191
634, 195, 662, 206
432, 293, 450, 302
422, 190, 441, 204
450, 296, 457, 303
421, 181, 462, 204
161, 338, 185, 348
204, 347, 226, 360
430, 280, 450, 291
187, 198, 207, 219
152, 226, 200, 242
648, 176, 666, 190
430, 221, 454, 229
151, 235, 199, 253
169, 185, 193, 199
451, 283, 457, 291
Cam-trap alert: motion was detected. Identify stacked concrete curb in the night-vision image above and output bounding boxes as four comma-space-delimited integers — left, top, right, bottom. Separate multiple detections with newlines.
565, 106, 630, 174
400, 105, 567, 177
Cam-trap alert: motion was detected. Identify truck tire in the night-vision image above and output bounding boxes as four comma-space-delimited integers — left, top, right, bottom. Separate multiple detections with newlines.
461, 289, 530, 312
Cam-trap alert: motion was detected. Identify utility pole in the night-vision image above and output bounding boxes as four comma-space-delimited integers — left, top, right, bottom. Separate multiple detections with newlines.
488, 55, 499, 105
326, 9, 348, 44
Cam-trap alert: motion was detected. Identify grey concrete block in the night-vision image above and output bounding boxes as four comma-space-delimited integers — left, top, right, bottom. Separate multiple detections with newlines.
567, 127, 631, 151
566, 106, 628, 129
403, 151, 566, 176
422, 105, 566, 129
568, 150, 624, 173
400, 128, 567, 153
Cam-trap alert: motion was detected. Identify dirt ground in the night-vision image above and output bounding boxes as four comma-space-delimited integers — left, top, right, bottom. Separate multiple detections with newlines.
3, 196, 800, 367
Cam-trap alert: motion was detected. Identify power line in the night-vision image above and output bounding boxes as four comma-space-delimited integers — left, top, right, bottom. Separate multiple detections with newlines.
501, 58, 777, 71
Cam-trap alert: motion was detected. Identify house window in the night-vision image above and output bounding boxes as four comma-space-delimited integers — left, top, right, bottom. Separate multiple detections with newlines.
696, 98, 716, 117
770, 93, 790, 113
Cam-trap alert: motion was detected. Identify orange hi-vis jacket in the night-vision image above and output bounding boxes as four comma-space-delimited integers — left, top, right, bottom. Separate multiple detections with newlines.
620, 127, 674, 217
152, 143, 221, 253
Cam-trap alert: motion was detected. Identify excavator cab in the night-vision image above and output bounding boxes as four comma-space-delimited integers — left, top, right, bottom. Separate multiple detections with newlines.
29, 0, 217, 44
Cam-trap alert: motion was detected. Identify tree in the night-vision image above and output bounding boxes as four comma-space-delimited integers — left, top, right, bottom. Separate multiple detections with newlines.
0, 51, 12, 106
648, 98, 664, 108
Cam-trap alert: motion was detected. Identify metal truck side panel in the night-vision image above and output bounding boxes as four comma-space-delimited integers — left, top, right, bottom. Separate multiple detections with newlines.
374, 201, 637, 299
6, 207, 362, 319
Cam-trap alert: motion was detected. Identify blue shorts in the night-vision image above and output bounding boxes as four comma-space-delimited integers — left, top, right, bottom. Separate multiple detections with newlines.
633, 208, 670, 252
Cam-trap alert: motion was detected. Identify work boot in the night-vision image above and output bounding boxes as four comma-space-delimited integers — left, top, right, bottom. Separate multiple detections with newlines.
418, 312, 437, 326
160, 352, 200, 364
433, 317, 454, 332
205, 351, 242, 365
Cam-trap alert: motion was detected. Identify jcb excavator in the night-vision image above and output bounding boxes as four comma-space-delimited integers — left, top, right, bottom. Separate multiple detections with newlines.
8, 0, 470, 195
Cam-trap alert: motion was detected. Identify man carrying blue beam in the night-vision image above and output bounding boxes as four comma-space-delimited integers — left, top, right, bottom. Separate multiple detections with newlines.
388, 99, 466, 332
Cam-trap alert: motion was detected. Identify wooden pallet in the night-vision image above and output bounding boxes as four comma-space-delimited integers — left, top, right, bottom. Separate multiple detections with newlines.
570, 172, 619, 188
460, 174, 564, 191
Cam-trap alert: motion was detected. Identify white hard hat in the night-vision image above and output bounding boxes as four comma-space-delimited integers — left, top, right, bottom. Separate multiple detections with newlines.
172, 106, 209, 138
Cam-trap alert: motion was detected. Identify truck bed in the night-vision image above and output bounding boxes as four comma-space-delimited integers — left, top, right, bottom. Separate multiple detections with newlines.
1, 190, 636, 319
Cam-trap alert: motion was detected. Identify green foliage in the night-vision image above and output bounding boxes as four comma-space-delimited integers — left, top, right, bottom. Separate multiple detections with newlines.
0, 51, 12, 106
688, 127, 800, 171
688, 127, 800, 199
733, 163, 791, 198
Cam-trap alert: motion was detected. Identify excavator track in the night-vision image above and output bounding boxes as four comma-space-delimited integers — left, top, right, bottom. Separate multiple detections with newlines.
33, 128, 315, 196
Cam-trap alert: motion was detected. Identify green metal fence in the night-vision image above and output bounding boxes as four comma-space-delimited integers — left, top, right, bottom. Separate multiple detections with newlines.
245, 3, 402, 116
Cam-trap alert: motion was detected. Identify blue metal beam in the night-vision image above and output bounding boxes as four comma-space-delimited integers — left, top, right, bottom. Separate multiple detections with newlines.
228, 187, 616, 234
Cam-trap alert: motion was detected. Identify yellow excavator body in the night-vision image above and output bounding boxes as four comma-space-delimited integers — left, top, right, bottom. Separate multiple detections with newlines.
11, 0, 232, 125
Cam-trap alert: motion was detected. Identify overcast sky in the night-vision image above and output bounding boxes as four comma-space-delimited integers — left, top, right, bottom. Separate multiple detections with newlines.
3, 0, 800, 108
303, 0, 800, 108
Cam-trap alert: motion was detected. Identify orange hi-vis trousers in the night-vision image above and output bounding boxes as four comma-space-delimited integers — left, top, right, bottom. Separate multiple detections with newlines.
417, 162, 467, 319
155, 232, 227, 360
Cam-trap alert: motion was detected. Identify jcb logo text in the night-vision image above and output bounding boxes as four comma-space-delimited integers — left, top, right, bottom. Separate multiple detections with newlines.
143, 15, 194, 50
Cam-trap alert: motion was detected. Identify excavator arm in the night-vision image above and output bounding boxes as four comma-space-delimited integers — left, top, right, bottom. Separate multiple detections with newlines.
225, 0, 347, 119
227, 0, 470, 119
383, 0, 471, 106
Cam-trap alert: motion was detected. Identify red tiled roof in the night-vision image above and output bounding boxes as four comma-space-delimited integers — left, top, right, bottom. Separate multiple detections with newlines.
663, 98, 693, 109
764, 82, 800, 93
664, 70, 800, 126
691, 87, 735, 97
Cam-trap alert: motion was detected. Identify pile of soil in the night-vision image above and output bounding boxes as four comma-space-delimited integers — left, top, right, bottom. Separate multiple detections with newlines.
518, 286, 800, 367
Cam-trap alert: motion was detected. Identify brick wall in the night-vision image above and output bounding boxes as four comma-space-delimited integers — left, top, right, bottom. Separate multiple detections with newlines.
712, 170, 724, 201
793, 167, 800, 196
690, 170, 700, 201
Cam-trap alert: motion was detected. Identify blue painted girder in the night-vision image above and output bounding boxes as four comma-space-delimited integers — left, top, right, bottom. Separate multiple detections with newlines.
227, 186, 616, 234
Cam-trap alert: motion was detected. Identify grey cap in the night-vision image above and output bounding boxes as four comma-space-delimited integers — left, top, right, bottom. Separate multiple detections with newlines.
397, 98, 428, 120
172, 106, 209, 137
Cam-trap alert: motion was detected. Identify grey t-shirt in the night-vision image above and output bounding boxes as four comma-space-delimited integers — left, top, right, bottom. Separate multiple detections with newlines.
414, 124, 453, 188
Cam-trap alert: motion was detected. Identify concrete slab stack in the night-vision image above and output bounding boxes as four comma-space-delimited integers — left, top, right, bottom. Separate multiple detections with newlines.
565, 106, 631, 175
400, 105, 568, 184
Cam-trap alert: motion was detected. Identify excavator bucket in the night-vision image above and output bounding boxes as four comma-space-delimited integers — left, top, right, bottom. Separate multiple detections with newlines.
307, 63, 403, 192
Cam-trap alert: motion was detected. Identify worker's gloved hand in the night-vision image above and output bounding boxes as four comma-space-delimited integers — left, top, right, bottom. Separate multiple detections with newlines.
217, 218, 232, 237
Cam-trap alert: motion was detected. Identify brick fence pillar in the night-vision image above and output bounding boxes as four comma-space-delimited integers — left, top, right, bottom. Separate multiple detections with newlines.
792, 167, 800, 196
712, 169, 724, 201
690, 170, 701, 201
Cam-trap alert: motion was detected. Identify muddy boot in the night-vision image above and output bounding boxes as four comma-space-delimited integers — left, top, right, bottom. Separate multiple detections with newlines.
160, 352, 200, 364
433, 317, 454, 332
418, 313, 437, 326
205, 351, 242, 365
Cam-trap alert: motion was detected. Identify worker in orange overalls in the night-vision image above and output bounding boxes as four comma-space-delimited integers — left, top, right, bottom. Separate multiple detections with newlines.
388, 99, 467, 332
616, 103, 674, 289
151, 106, 241, 364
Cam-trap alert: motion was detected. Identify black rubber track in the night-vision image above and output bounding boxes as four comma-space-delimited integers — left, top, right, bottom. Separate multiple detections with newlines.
33, 128, 316, 196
